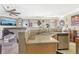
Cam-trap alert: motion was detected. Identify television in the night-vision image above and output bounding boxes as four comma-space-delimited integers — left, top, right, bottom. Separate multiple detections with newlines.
0, 17, 16, 26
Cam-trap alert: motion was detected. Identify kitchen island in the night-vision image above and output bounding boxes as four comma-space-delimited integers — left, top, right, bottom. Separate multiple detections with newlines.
18, 27, 69, 54
26, 32, 69, 53
26, 38, 58, 54
18, 32, 59, 54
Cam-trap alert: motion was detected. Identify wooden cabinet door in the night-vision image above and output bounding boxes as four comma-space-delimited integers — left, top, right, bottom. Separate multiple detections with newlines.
57, 34, 69, 50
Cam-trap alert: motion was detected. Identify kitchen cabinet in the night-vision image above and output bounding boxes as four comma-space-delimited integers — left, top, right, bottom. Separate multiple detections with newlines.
57, 33, 69, 50
75, 38, 79, 54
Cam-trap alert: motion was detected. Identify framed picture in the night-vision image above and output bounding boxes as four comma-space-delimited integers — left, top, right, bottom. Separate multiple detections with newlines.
59, 20, 65, 27
71, 14, 79, 26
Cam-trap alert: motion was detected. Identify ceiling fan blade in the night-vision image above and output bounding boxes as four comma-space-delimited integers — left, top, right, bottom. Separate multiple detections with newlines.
9, 13, 18, 16
1, 5, 7, 12
15, 12, 21, 14
8, 12, 21, 16
11, 12, 21, 14
10, 9, 16, 11
9, 11, 21, 14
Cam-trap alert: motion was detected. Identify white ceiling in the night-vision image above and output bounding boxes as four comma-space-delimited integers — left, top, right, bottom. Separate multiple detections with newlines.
0, 4, 79, 17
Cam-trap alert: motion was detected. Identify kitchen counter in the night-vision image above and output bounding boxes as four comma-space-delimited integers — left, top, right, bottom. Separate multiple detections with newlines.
26, 32, 68, 44
25, 33, 59, 54
26, 33, 58, 44
18, 31, 69, 54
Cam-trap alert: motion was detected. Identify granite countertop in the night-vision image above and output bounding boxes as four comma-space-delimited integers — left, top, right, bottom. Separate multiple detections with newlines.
26, 38, 58, 44
54, 32, 69, 34
3, 27, 26, 29
26, 32, 68, 44
36, 32, 68, 36
0, 26, 27, 29
26, 33, 59, 44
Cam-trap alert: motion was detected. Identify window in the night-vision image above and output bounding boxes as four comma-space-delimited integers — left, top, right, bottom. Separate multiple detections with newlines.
0, 17, 16, 26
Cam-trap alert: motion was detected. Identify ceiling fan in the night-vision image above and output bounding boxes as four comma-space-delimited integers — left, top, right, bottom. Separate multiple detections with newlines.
1, 5, 21, 16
